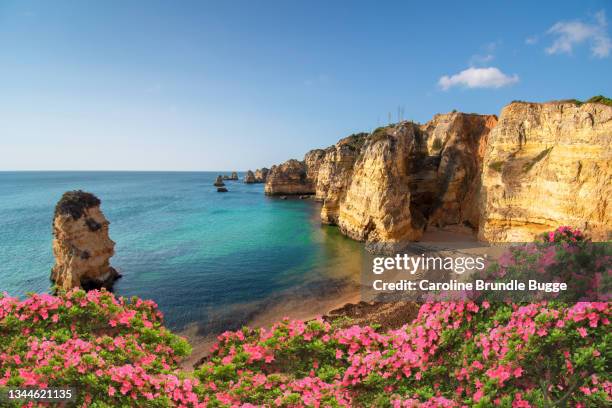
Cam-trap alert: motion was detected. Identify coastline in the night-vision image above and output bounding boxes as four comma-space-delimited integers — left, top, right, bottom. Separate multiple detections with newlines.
179, 226, 489, 369
179, 283, 362, 369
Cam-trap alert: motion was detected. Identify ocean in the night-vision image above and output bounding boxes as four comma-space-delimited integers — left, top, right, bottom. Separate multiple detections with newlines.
0, 172, 364, 336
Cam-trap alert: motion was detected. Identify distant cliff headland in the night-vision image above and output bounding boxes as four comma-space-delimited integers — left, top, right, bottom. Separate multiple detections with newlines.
264, 97, 612, 243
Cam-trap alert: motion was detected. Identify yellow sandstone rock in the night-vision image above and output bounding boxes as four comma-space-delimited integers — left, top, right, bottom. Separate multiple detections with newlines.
51, 191, 119, 291
479, 100, 611, 242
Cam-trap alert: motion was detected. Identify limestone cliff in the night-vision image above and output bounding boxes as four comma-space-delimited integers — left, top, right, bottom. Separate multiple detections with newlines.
479, 100, 611, 241
422, 113, 497, 229
244, 170, 256, 184
265, 98, 610, 243
335, 123, 427, 241
265, 160, 313, 195
254, 168, 269, 183
51, 191, 119, 291
317, 133, 368, 223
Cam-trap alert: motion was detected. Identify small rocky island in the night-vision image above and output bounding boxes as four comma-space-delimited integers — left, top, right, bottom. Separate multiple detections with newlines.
50, 190, 120, 291
213, 175, 225, 187
244, 168, 269, 184
222, 172, 239, 181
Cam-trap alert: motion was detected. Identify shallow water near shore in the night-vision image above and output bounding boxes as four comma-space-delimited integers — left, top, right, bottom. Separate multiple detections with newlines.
0, 171, 365, 335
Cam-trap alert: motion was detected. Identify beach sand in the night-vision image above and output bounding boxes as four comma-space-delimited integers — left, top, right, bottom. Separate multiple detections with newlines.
180, 226, 502, 370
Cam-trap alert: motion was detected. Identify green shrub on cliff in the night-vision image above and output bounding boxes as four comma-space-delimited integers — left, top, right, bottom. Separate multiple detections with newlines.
584, 95, 612, 106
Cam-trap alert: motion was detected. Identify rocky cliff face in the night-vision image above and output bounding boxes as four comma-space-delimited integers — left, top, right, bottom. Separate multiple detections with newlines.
244, 170, 256, 184
254, 168, 269, 183
422, 113, 497, 229
479, 101, 611, 241
51, 191, 119, 291
317, 134, 368, 223
264, 159, 314, 195
265, 99, 610, 243
335, 123, 427, 241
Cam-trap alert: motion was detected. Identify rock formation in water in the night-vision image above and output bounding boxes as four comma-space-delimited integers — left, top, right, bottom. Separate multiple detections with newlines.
217, 187, 228, 193
479, 100, 611, 242
264, 159, 313, 195
254, 168, 269, 183
230, 171, 239, 180
51, 191, 120, 291
244, 170, 256, 183
265, 98, 611, 243
214, 175, 225, 187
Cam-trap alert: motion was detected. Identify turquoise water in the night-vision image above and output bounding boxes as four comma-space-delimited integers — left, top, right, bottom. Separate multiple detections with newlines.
0, 172, 364, 334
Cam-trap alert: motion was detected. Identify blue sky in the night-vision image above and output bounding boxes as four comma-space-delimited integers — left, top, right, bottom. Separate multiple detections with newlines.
1, 0, 610, 171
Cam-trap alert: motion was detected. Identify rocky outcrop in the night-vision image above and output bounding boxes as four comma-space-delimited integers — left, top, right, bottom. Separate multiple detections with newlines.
335, 123, 427, 241
244, 170, 256, 183
317, 134, 368, 223
217, 187, 228, 193
266, 98, 610, 243
264, 160, 313, 195
266, 115, 495, 242
51, 191, 120, 291
479, 100, 611, 242
264, 150, 327, 195
254, 168, 269, 183
214, 175, 225, 187
230, 172, 239, 180
422, 113, 498, 229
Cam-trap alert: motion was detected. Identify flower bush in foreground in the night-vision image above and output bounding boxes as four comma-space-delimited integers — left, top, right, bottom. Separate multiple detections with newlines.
0, 289, 199, 407
0, 228, 610, 407
198, 301, 610, 407
2, 291, 609, 407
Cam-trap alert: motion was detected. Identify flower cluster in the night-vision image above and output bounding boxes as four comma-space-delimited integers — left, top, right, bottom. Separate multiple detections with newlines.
196, 300, 610, 407
543, 226, 585, 244
474, 227, 610, 302
1, 228, 610, 407
0, 289, 199, 407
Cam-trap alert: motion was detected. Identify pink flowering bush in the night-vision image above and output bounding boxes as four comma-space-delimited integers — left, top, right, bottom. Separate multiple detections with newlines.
1, 294, 610, 407
0, 228, 610, 407
196, 301, 610, 407
475, 226, 611, 302
0, 289, 200, 407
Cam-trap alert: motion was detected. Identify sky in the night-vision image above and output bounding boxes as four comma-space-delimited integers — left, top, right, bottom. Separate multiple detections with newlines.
1, 0, 611, 171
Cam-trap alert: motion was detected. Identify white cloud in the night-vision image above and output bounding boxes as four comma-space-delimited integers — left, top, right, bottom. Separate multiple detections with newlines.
438, 67, 519, 90
525, 35, 538, 45
546, 10, 611, 58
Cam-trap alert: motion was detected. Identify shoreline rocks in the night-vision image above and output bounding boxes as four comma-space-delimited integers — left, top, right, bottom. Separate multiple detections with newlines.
50, 191, 120, 291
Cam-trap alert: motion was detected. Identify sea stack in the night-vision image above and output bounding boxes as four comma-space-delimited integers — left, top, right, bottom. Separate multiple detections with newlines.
254, 168, 269, 183
214, 175, 225, 187
51, 190, 120, 291
230, 171, 239, 180
244, 170, 256, 183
